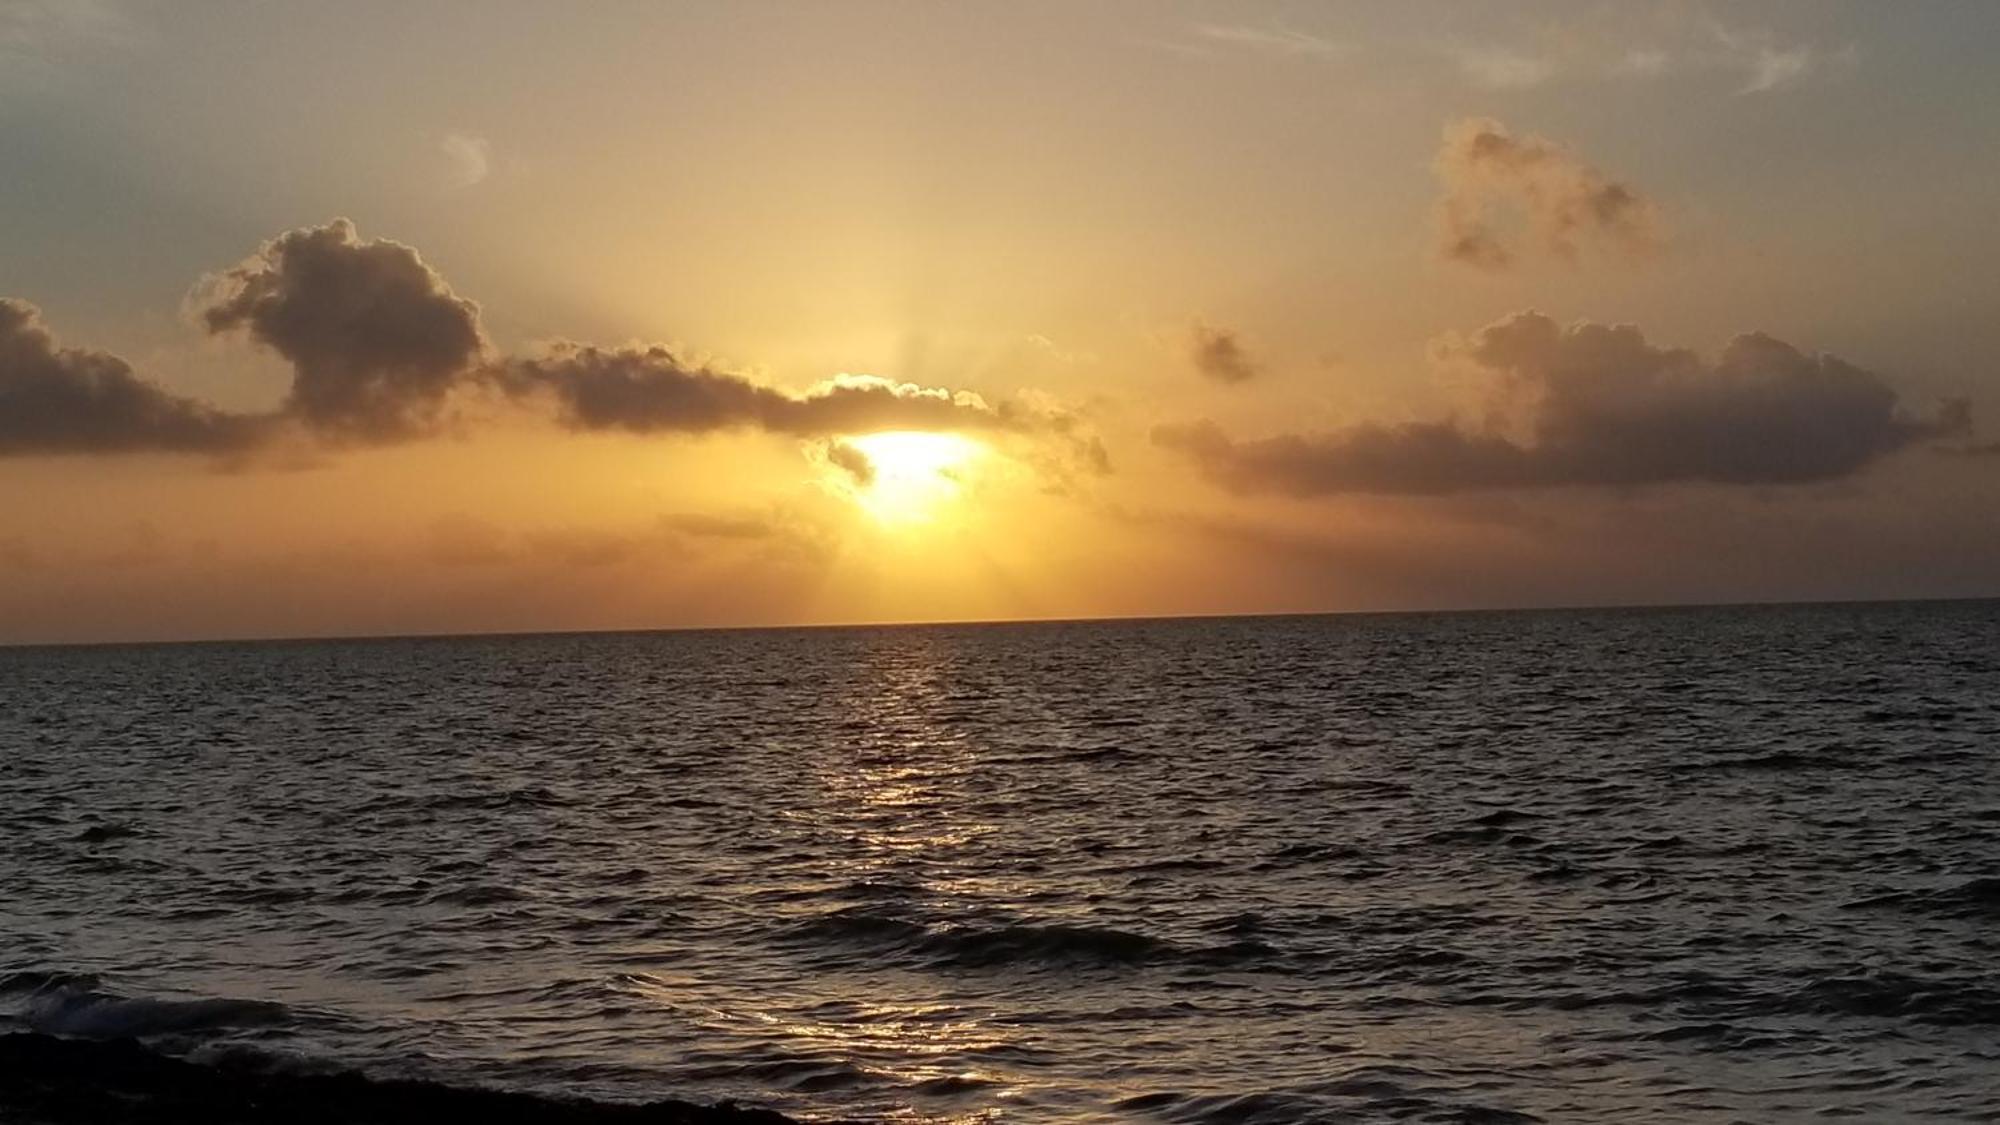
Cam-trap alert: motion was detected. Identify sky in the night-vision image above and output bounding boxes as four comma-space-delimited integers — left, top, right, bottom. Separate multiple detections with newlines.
2, 0, 1998, 643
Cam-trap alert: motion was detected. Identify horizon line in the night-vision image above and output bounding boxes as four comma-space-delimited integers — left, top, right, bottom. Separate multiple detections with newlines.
4, 592, 1994, 652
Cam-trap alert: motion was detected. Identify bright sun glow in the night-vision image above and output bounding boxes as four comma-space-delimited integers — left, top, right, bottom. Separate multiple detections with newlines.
833, 431, 984, 525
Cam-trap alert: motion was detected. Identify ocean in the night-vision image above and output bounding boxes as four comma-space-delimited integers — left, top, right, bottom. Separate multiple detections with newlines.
3, 601, 1998, 1122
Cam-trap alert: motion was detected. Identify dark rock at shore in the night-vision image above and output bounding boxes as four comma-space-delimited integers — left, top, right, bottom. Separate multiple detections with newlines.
0, 1034, 808, 1125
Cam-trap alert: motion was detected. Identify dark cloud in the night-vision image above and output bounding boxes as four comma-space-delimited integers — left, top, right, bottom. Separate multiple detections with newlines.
1189, 321, 1260, 384
496, 344, 1028, 437
7, 220, 1093, 468
196, 218, 486, 442
1156, 312, 1969, 495
0, 299, 268, 456
824, 439, 876, 485
1435, 118, 1661, 270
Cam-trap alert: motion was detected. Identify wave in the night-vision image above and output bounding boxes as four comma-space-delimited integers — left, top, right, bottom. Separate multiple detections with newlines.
352, 785, 578, 815
1707, 749, 1858, 771
671, 1055, 878, 1094
780, 908, 1275, 971
72, 823, 140, 844
1785, 972, 2000, 1026
0, 972, 293, 1041
1427, 968, 2000, 1028
0, 1032, 799, 1124
1115, 1076, 1542, 1124
1844, 876, 2000, 920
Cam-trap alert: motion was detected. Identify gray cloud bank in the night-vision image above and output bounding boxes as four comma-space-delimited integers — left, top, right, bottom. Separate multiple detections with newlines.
1, 219, 1063, 460
1156, 312, 1970, 496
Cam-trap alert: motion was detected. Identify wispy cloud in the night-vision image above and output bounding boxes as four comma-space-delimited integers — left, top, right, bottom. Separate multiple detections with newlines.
1437, 14, 1851, 95
1450, 46, 1555, 91
440, 132, 491, 189
0, 0, 129, 54
0, 0, 137, 87
1192, 23, 1343, 58
1712, 27, 1856, 96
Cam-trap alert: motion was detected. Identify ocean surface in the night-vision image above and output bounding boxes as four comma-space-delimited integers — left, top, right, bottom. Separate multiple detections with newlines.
4, 600, 1999, 1123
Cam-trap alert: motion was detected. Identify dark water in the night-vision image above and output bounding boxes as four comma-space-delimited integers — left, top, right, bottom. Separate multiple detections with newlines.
4, 601, 2000, 1123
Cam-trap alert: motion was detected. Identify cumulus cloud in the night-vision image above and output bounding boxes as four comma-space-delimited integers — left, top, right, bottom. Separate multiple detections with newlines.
195, 218, 487, 442
1155, 311, 1970, 496
1435, 119, 1661, 271
1188, 321, 1260, 384
0, 299, 267, 455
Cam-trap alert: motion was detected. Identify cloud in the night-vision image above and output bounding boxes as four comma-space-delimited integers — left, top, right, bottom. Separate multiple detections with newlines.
1435, 14, 1847, 96
1706, 21, 1851, 95
1451, 47, 1555, 90
1943, 439, 2000, 458
658, 509, 835, 565
0, 534, 37, 570
195, 218, 488, 443
440, 132, 491, 188
521, 527, 639, 569
417, 507, 838, 572
496, 346, 1027, 438
1192, 23, 1342, 57
197, 219, 1039, 446
0, 0, 134, 73
1155, 311, 1970, 496
1188, 321, 1260, 384
5, 219, 1096, 471
1434, 118, 1661, 271
1739, 46, 1812, 94
824, 439, 876, 486
424, 512, 510, 566
661, 511, 790, 540
0, 299, 268, 455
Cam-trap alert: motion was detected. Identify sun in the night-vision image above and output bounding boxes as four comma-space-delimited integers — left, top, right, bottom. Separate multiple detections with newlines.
828, 431, 984, 525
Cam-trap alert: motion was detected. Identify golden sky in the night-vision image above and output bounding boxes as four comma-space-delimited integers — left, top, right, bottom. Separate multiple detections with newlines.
2, 1, 1998, 642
